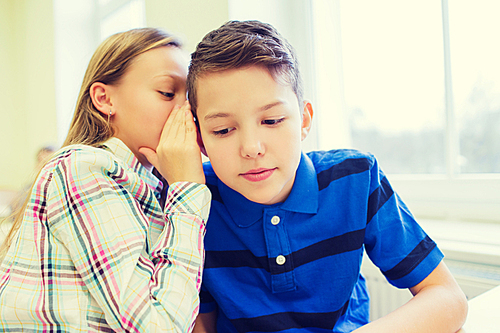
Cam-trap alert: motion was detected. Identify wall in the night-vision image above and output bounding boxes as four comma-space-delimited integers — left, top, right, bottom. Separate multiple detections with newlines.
0, 0, 229, 191
0, 0, 21, 190
145, 0, 229, 54
0, 0, 58, 191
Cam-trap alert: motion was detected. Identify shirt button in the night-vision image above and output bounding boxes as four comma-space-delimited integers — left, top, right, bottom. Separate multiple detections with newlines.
276, 255, 286, 265
271, 216, 280, 225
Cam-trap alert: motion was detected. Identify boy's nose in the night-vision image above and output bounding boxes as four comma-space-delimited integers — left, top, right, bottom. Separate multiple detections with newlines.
240, 134, 264, 158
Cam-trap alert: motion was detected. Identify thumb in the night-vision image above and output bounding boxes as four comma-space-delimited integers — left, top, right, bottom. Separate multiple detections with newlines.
138, 147, 159, 170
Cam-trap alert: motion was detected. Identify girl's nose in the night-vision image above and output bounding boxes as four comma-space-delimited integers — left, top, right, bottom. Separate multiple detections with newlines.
176, 94, 187, 105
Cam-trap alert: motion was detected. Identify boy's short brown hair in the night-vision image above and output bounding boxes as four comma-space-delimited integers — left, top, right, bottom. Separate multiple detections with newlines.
187, 20, 304, 117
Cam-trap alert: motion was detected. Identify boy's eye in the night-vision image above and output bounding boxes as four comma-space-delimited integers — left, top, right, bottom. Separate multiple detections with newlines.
213, 127, 234, 136
159, 91, 175, 99
262, 118, 285, 125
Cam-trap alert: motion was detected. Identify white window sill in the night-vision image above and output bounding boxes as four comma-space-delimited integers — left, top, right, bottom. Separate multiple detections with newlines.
418, 218, 500, 265
418, 218, 500, 297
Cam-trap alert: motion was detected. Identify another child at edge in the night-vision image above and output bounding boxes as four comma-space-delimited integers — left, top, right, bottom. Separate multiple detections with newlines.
0, 28, 210, 332
187, 21, 468, 332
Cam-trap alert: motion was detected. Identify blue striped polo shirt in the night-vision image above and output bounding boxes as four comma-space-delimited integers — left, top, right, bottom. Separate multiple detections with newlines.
200, 149, 444, 332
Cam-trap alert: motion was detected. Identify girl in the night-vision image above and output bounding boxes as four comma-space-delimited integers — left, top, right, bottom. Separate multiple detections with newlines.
0, 28, 210, 332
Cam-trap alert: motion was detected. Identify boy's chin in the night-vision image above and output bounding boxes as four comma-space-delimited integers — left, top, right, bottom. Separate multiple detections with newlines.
241, 190, 287, 206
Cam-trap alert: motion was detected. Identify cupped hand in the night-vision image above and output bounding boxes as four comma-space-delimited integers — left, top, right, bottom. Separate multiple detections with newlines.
139, 101, 205, 185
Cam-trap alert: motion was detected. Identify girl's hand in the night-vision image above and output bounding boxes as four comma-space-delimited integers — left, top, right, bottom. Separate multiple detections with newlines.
139, 101, 205, 185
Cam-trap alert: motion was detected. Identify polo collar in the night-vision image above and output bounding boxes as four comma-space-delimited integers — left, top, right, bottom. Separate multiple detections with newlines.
218, 152, 319, 228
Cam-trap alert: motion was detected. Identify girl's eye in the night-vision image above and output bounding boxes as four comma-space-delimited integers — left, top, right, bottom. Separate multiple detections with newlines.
159, 91, 175, 99
262, 118, 284, 125
213, 128, 234, 136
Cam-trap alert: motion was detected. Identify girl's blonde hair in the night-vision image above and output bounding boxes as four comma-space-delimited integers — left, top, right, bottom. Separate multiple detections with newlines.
65, 27, 181, 146
1, 28, 180, 261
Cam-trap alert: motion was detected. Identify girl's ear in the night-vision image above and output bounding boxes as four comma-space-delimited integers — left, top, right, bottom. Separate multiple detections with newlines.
301, 101, 314, 141
89, 82, 113, 116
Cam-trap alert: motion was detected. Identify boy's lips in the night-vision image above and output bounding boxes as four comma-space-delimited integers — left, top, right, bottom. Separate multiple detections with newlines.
239, 168, 276, 182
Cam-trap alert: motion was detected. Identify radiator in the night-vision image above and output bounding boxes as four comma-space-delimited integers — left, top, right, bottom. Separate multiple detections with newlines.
361, 254, 500, 321
361, 258, 412, 321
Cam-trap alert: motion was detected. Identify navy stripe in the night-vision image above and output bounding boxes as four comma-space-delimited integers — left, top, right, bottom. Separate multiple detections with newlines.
383, 235, 437, 281
293, 229, 365, 267
200, 288, 215, 304
230, 300, 350, 332
366, 176, 393, 224
317, 158, 370, 191
204, 249, 268, 270
205, 229, 365, 272
207, 183, 222, 203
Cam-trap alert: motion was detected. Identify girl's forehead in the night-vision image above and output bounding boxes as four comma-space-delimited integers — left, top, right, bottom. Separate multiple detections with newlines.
125, 47, 188, 80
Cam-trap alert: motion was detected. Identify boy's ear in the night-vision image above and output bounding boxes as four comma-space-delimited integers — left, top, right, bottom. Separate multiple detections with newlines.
196, 127, 208, 157
300, 101, 314, 141
89, 82, 113, 116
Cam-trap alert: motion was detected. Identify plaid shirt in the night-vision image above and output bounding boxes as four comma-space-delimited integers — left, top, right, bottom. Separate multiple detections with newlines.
0, 138, 211, 332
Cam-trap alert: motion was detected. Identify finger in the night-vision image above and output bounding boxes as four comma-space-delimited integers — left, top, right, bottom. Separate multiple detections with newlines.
159, 104, 186, 153
158, 104, 182, 145
184, 106, 198, 140
167, 102, 187, 143
176, 101, 191, 141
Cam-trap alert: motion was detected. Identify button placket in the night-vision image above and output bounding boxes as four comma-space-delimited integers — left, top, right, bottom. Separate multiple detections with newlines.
263, 210, 296, 293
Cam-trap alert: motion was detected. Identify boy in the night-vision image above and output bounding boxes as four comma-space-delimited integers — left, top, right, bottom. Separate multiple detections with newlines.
187, 20, 467, 332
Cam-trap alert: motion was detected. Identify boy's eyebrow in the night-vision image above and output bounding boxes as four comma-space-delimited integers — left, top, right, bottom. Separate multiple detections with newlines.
204, 112, 230, 121
260, 101, 283, 111
203, 101, 285, 122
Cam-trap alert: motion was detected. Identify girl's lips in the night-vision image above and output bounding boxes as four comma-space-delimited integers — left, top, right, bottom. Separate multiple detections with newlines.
240, 168, 276, 182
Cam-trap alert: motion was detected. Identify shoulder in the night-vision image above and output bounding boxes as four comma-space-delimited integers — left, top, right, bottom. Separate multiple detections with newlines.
306, 149, 376, 174
44, 144, 125, 180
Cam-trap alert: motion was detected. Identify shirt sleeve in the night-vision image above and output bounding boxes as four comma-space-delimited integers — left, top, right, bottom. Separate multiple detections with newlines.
363, 155, 444, 289
46, 149, 211, 332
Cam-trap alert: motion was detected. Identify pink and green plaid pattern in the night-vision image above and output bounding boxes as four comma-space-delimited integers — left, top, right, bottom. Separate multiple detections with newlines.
0, 138, 211, 332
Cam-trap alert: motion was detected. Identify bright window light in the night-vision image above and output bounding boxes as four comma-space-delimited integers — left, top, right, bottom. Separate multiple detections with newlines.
450, 1, 500, 173
100, 0, 146, 41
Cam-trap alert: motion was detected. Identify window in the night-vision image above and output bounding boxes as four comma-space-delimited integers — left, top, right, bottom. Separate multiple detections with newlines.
311, 0, 500, 222
449, 1, 500, 174
327, 0, 446, 174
